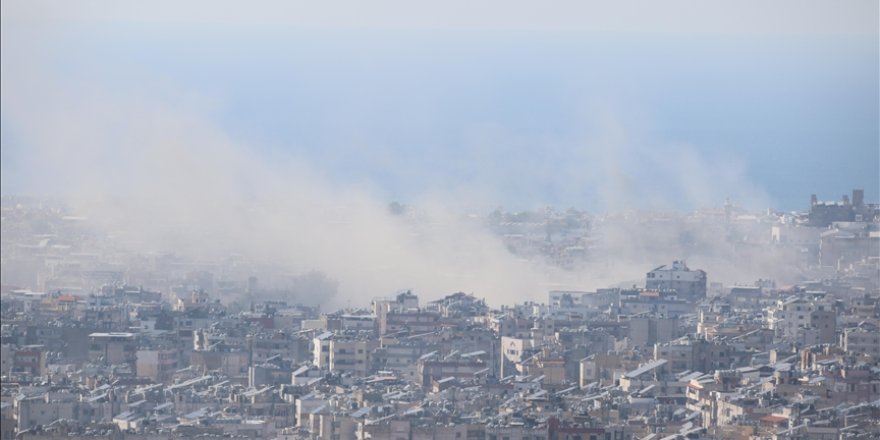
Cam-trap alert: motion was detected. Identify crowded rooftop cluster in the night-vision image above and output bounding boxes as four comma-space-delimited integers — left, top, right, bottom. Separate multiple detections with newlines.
1, 191, 879, 440
3, 0, 878, 437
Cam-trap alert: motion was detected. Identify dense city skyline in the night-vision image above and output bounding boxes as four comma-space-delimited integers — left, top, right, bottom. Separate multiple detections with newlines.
2, 2, 879, 439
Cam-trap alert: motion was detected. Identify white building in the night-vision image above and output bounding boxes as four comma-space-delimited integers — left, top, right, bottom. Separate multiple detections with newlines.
645, 261, 707, 302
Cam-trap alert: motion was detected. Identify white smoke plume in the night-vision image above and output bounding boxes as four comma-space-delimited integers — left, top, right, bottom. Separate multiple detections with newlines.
1, 4, 828, 308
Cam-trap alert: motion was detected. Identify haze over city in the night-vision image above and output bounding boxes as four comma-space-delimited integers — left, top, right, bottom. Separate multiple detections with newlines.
1, 2, 878, 440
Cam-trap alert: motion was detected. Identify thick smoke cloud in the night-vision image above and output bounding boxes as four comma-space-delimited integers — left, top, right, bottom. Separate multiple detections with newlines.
0, 72, 795, 307
1, 12, 814, 308
1, 61, 552, 306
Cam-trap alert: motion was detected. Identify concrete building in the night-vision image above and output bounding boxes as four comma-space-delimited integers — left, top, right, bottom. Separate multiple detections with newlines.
0, 344, 11, 375
136, 346, 179, 381
841, 325, 880, 359
10, 345, 47, 377
373, 291, 420, 334
619, 289, 695, 318
654, 337, 739, 373
329, 338, 374, 377
629, 317, 679, 350
809, 189, 879, 227
767, 296, 837, 345
13, 392, 80, 432
645, 261, 707, 302
88, 332, 137, 368
819, 222, 880, 268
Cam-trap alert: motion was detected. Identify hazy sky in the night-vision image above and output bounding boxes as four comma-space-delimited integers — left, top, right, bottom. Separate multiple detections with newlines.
2, 1, 878, 211
1, 1, 877, 303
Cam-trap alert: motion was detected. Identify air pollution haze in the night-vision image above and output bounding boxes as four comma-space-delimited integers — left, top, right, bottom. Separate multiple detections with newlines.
0, 69, 798, 307
5, 5, 880, 438
1, 1, 877, 308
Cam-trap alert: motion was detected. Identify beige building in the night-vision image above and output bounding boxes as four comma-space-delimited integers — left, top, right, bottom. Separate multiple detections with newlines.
842, 325, 880, 358
329, 339, 374, 377
88, 332, 137, 368
767, 296, 836, 344
136, 347, 179, 381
